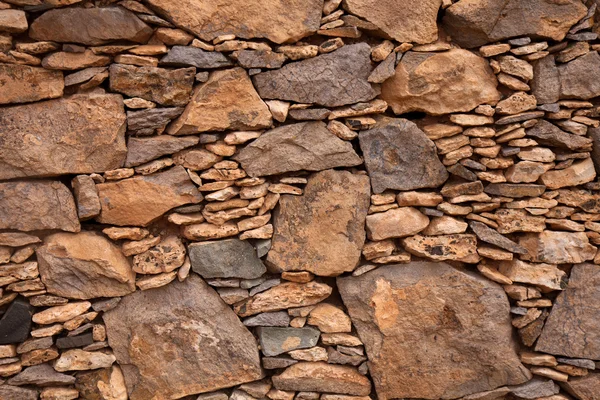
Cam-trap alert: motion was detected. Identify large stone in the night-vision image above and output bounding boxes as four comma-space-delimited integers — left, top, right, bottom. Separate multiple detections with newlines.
0, 93, 127, 180
124, 135, 199, 167
0, 64, 63, 105
168, 68, 272, 135
36, 232, 135, 300
519, 231, 597, 264
235, 122, 362, 177
343, 0, 440, 43
359, 117, 448, 193
96, 166, 203, 226
189, 239, 266, 279
442, 0, 587, 48
109, 64, 195, 106
337, 262, 531, 400
145, 0, 323, 44
527, 120, 592, 151
0, 10, 27, 33
381, 49, 501, 115
558, 51, 600, 100
103, 275, 263, 399
29, 7, 152, 45
0, 181, 80, 232
257, 327, 320, 356
562, 373, 600, 400
253, 44, 379, 107
0, 299, 33, 345
540, 158, 596, 189
266, 170, 370, 277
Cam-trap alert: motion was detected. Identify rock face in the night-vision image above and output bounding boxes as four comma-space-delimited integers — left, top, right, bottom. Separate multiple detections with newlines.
96, 166, 203, 226
235, 122, 362, 177
0, 93, 127, 180
146, 0, 323, 44
124, 135, 199, 167
272, 362, 371, 395
0, 299, 33, 344
36, 232, 135, 300
359, 117, 448, 193
0, 64, 63, 105
337, 262, 531, 400
442, 0, 587, 48
29, 7, 153, 45
267, 170, 370, 276
558, 51, 600, 100
103, 275, 263, 399
381, 50, 501, 115
167, 68, 272, 135
253, 44, 379, 107
189, 239, 266, 279
518, 231, 597, 264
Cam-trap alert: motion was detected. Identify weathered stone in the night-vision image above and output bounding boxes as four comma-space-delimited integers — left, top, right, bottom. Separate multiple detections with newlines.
56, 333, 94, 350
0, 93, 126, 179
71, 175, 101, 220
541, 158, 596, 189
235, 50, 286, 69
359, 117, 448, 193
189, 239, 266, 279
366, 208, 429, 240
7, 364, 75, 386
32, 301, 91, 325
36, 232, 134, 300
0, 233, 41, 248
531, 55, 560, 104
235, 122, 361, 177
527, 120, 592, 151
484, 183, 546, 198
337, 262, 531, 400
496, 259, 565, 292
519, 231, 597, 264
30, 7, 152, 45
496, 92, 537, 115
442, 0, 587, 48
75, 366, 127, 400
130, 235, 185, 275
0, 64, 63, 105
469, 221, 527, 254
0, 299, 33, 345
0, 181, 80, 232
562, 373, 600, 400
509, 378, 559, 399
403, 234, 480, 263
159, 46, 233, 69
558, 51, 600, 100
307, 304, 351, 333
381, 50, 501, 115
109, 64, 195, 106
253, 44, 379, 107
0, 10, 27, 33
126, 107, 184, 132
104, 275, 262, 399
257, 327, 320, 356
267, 170, 370, 277
54, 349, 115, 372
124, 135, 199, 167
96, 166, 203, 226
0, 386, 38, 400
244, 312, 290, 328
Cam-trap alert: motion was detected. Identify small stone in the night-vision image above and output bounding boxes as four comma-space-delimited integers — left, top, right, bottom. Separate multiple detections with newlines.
470, 221, 527, 254
0, 385, 38, 400
132, 235, 186, 274
40, 387, 79, 400
159, 46, 232, 69
257, 327, 320, 356
422, 216, 468, 235
307, 304, 351, 333
243, 312, 290, 328
0, 10, 27, 33
496, 259, 565, 292
56, 333, 94, 350
509, 378, 559, 399
32, 302, 91, 325
527, 119, 592, 151
366, 208, 429, 240
54, 349, 115, 372
189, 239, 266, 279
403, 234, 479, 263
0, 299, 33, 344
7, 363, 75, 386
484, 183, 546, 198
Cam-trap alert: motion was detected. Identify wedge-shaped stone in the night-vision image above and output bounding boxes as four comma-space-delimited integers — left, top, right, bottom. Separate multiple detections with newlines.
518, 231, 597, 264
7, 364, 75, 386
253, 44, 379, 107
124, 135, 199, 167
266, 170, 370, 277
469, 221, 528, 254
0, 94, 127, 180
0, 64, 63, 105
189, 239, 266, 279
104, 275, 263, 399
235, 122, 361, 177
561, 373, 600, 400
540, 158, 596, 190
496, 259, 565, 292
337, 262, 531, 400
527, 120, 592, 151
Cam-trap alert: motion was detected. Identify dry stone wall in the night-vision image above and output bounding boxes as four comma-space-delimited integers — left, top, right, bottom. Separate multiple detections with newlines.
1, 0, 600, 399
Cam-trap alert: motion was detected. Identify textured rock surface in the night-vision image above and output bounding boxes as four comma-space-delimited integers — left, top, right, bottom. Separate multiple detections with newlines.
272, 362, 371, 395
189, 239, 266, 279
124, 135, 199, 167
558, 51, 600, 100
519, 231, 597, 264
0, 64, 63, 105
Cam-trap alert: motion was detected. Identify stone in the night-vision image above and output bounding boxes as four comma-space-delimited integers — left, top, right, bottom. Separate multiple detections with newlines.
519, 231, 597, 264
0, 93, 126, 179
0, 10, 27, 33
159, 46, 233, 69
0, 386, 38, 400
562, 373, 600, 400
442, 0, 587, 48
96, 166, 203, 226
0, 233, 41, 248
235, 50, 286, 69
484, 183, 545, 198
422, 216, 468, 235
266, 170, 370, 277
527, 120, 592, 151
307, 304, 351, 333
496, 92, 537, 115
509, 378, 559, 399
36, 232, 134, 300
71, 175, 101, 220
124, 135, 199, 167
532, 55, 560, 104
168, 68, 271, 135
381, 50, 501, 115
75, 366, 128, 400
558, 51, 600, 100
403, 234, 480, 263
359, 117, 448, 193
0, 181, 80, 232
541, 158, 596, 189
253, 44, 379, 107
127, 107, 184, 133
469, 221, 527, 254
337, 262, 531, 400
103, 275, 263, 399
235, 122, 361, 177
257, 327, 320, 356
0, 64, 63, 105
146, 0, 323, 44
496, 259, 565, 292
7, 364, 75, 386
32, 302, 91, 325
109, 64, 195, 106
54, 349, 115, 372
30, 7, 152, 45
244, 312, 291, 328
40, 387, 79, 400
56, 333, 94, 349
131, 235, 186, 275
0, 299, 33, 345
366, 208, 429, 240
189, 239, 266, 279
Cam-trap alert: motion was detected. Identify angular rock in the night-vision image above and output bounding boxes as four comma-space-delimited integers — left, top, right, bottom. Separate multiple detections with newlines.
30, 7, 152, 45
0, 64, 63, 105
7, 364, 75, 386
54, 349, 116, 372
235, 50, 286, 69
56, 333, 94, 349
32, 301, 91, 325
266, 170, 370, 277
531, 55, 560, 105
132, 235, 186, 274
359, 117, 448, 193
519, 231, 597, 264
0, 10, 27, 33
484, 183, 546, 198
509, 378, 559, 399
127, 107, 184, 133
124, 135, 199, 167
496, 259, 565, 292
168, 68, 272, 135
562, 373, 600, 400
96, 166, 203, 226
146, 0, 323, 44
381, 50, 501, 115
0, 299, 33, 345
36, 232, 135, 300
337, 262, 531, 400
366, 207, 429, 240
527, 119, 592, 151
159, 46, 233, 69
257, 327, 320, 357
0, 93, 127, 179
103, 275, 263, 399
235, 122, 361, 177
0, 386, 38, 400
75, 366, 127, 400
243, 312, 290, 328
188, 239, 266, 279
558, 51, 600, 100
71, 175, 101, 220
0, 181, 80, 232
540, 157, 596, 189
253, 44, 379, 107
403, 234, 479, 263
469, 221, 527, 254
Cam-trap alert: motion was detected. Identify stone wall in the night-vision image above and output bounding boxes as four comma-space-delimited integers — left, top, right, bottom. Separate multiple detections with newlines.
1, 0, 600, 399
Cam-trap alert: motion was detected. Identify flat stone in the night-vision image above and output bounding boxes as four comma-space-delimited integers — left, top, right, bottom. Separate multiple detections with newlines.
561, 373, 600, 400
307, 304, 351, 333
127, 107, 184, 132
337, 262, 531, 400
235, 50, 286, 69
243, 312, 290, 327
403, 234, 480, 263
366, 208, 429, 240
0, 64, 63, 105
527, 120, 592, 151
381, 50, 501, 115
0, 10, 27, 33
168, 68, 272, 135
235, 122, 361, 177
103, 275, 263, 399
0, 386, 38, 400
56, 333, 94, 349
0, 181, 80, 232
7, 364, 75, 386
257, 327, 320, 356
496, 259, 565, 292
132, 235, 186, 274
540, 157, 596, 189
531, 55, 560, 104
484, 183, 546, 198
0, 299, 33, 345
109, 64, 195, 106
359, 117, 448, 193
30, 7, 152, 45
518, 231, 597, 264
0, 233, 41, 248
146, 0, 322, 44
96, 166, 203, 226
71, 175, 101, 220
266, 170, 370, 277
509, 378, 559, 399
159, 46, 233, 68
558, 51, 600, 100
0, 93, 126, 179
189, 239, 266, 279
124, 135, 199, 167
36, 232, 135, 300
469, 221, 528, 254
54, 349, 115, 372
253, 43, 379, 107
75, 366, 127, 400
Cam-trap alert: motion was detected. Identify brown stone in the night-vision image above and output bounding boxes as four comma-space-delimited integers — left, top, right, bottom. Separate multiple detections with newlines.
132, 235, 185, 274
532, 55, 560, 105
562, 373, 600, 400
366, 208, 429, 240
496, 259, 565, 292
337, 262, 530, 400
558, 51, 600, 100
403, 234, 479, 263
519, 231, 597, 264
124, 135, 199, 167
42, 50, 111, 71
71, 175, 101, 221
75, 366, 128, 400
0, 64, 63, 105
0, 10, 27, 33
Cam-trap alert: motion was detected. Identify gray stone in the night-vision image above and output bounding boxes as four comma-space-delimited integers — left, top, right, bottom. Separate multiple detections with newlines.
56, 333, 94, 349
160, 46, 233, 69
469, 221, 528, 254
527, 120, 592, 150
559, 51, 600, 100
509, 378, 559, 399
189, 239, 266, 279
484, 183, 546, 198
257, 327, 320, 356
243, 311, 290, 327
7, 364, 76, 386
127, 107, 184, 133
531, 55, 560, 105
235, 50, 286, 69
0, 386, 38, 400
263, 357, 298, 369
556, 357, 596, 369
125, 135, 199, 167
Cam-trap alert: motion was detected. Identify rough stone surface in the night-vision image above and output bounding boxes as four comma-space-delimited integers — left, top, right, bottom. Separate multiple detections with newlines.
558, 51, 600, 100
527, 120, 592, 151
518, 231, 597, 264
7, 364, 75, 386
159, 46, 233, 69
0, 386, 38, 400
0, 299, 33, 345
0, 64, 63, 105
562, 373, 600, 400
257, 327, 320, 357
124, 135, 199, 167
531, 55, 560, 105
189, 239, 266, 279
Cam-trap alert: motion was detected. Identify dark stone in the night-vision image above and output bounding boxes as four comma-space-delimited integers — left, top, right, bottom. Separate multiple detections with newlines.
484, 183, 546, 198
125, 135, 199, 167
262, 357, 298, 369
509, 378, 559, 399
188, 239, 266, 279
127, 107, 184, 133
527, 119, 593, 151
256, 327, 320, 356
56, 333, 94, 349
0, 386, 38, 400
531, 55, 560, 105
160, 46, 233, 69
235, 50, 286, 69
243, 311, 290, 327
558, 51, 600, 100
469, 221, 528, 254
288, 108, 331, 120
0, 298, 33, 344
